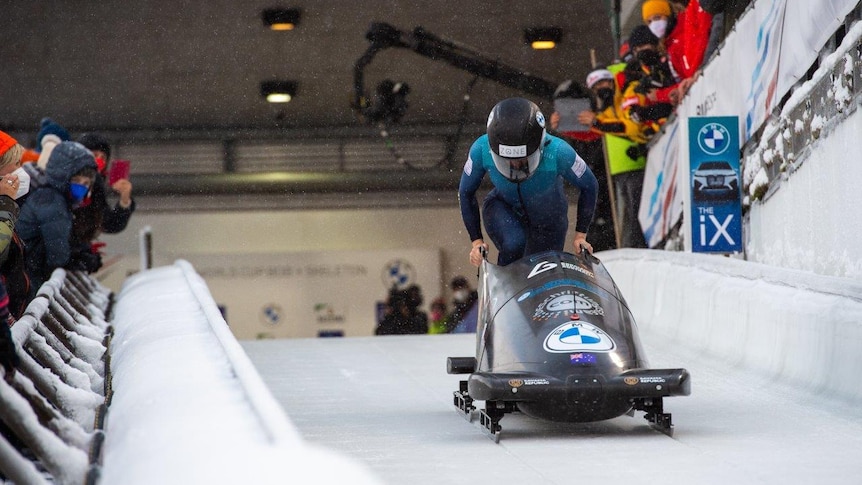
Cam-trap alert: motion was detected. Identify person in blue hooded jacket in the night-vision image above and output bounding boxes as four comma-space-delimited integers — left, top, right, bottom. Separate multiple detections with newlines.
16, 141, 97, 297
459, 97, 599, 267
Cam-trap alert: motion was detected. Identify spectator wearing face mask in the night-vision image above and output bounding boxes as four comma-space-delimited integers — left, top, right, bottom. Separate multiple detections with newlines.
446, 276, 478, 333
0, 132, 30, 322
548, 78, 617, 252
620, 26, 677, 137
572, 70, 650, 249
642, 0, 675, 44
15, 141, 98, 297
578, 69, 649, 144
74, 133, 135, 272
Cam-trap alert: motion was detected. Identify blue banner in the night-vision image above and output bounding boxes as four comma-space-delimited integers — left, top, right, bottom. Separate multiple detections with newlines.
689, 117, 742, 253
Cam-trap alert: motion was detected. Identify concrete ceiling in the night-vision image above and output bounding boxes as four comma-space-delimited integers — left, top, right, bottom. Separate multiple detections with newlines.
0, 1, 641, 139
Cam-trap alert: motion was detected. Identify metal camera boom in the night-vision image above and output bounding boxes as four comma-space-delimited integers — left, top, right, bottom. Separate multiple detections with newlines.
352, 22, 564, 124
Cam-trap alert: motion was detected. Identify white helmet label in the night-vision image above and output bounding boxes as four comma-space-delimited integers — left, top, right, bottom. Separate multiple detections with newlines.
498, 144, 527, 157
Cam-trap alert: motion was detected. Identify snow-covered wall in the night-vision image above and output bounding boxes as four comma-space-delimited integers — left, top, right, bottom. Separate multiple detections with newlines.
742, 21, 862, 278
102, 261, 383, 485
746, 107, 862, 277
603, 249, 862, 404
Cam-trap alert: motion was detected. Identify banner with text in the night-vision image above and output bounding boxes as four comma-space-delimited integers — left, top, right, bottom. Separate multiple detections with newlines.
642, 0, 857, 244
639, 121, 683, 248
180, 249, 441, 339
688, 116, 742, 253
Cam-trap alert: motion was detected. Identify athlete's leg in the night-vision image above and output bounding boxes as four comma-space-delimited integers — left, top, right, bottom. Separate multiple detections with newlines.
482, 193, 526, 266
524, 216, 568, 256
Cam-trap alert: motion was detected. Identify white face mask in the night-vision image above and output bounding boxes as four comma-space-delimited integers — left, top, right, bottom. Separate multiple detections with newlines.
11, 167, 30, 199
453, 289, 469, 303
649, 18, 668, 39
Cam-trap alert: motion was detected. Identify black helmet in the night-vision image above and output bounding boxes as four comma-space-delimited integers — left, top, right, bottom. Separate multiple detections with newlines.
486, 98, 546, 182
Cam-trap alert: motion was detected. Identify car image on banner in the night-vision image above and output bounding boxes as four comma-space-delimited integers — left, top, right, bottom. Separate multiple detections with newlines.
691, 161, 739, 202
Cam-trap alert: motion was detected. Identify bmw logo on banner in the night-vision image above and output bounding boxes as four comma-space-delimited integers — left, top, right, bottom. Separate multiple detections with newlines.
689, 117, 742, 253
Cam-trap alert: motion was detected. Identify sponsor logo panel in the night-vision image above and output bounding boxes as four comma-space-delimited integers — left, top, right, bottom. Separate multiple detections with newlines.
543, 321, 615, 353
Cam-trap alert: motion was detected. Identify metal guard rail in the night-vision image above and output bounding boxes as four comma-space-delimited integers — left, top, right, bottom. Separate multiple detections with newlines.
0, 269, 113, 485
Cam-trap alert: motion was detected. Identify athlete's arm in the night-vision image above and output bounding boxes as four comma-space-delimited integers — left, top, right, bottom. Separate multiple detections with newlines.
556, 142, 599, 252
458, 140, 487, 242
459, 140, 489, 266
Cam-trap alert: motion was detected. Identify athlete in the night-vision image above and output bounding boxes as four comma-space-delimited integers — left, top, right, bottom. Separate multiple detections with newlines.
459, 97, 598, 267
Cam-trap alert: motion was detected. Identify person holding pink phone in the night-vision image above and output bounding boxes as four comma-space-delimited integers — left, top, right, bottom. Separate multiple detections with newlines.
73, 133, 136, 271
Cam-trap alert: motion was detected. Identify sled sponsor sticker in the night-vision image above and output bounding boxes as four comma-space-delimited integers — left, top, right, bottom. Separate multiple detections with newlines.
527, 260, 594, 279
543, 321, 615, 353
508, 378, 549, 387
532, 289, 604, 321
624, 376, 666, 385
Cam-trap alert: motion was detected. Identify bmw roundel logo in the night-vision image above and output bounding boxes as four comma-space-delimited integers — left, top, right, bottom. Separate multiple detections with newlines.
382, 259, 415, 290
697, 122, 730, 155
536, 111, 545, 128
543, 321, 616, 353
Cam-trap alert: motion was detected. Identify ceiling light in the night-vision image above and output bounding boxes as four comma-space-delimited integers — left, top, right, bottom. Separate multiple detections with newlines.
524, 27, 562, 50
262, 7, 301, 31
260, 80, 298, 103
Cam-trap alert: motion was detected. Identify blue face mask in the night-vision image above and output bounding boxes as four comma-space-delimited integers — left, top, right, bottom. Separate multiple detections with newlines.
69, 182, 89, 202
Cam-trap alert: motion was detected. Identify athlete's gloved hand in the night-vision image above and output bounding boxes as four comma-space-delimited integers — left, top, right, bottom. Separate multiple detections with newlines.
469, 239, 488, 267
572, 232, 593, 254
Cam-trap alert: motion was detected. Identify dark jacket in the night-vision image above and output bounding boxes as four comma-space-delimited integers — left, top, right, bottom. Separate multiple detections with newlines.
16, 141, 97, 293
0, 195, 28, 318
375, 309, 429, 335
72, 172, 135, 244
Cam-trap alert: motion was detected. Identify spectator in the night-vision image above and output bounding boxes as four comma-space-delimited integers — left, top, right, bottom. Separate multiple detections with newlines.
15, 141, 98, 297
460, 98, 599, 267
578, 69, 649, 144
621, 26, 676, 136
74, 133, 135, 264
642, 0, 675, 43
549, 79, 617, 252
664, 0, 714, 102
575, 69, 650, 248
0, 132, 28, 321
34, 117, 71, 170
427, 297, 449, 334
375, 285, 428, 335
446, 276, 478, 333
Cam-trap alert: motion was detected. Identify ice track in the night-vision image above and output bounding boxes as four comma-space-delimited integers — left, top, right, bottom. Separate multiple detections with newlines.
241, 330, 862, 485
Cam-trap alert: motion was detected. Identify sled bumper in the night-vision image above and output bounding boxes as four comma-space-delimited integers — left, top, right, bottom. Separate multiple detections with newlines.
468, 368, 690, 402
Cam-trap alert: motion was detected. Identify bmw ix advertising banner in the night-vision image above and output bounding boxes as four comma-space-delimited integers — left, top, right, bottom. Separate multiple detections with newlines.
689, 116, 741, 253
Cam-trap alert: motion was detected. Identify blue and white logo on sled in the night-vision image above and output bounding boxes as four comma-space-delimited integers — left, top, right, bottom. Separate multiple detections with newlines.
543, 321, 615, 353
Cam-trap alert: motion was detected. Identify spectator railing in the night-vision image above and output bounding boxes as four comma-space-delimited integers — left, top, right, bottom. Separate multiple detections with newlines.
0, 269, 113, 485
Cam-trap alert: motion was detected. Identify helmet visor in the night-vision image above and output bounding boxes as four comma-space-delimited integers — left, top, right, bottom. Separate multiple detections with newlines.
491, 148, 542, 182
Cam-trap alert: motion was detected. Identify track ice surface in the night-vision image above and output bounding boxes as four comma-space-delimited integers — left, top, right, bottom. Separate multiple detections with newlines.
241, 331, 862, 485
